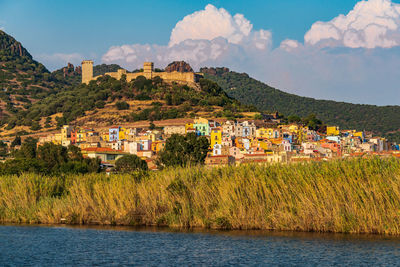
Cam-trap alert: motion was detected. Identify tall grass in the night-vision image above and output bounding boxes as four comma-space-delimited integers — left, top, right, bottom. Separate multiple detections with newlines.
1, 157, 400, 234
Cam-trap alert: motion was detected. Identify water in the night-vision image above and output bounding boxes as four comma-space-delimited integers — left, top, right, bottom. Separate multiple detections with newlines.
0, 225, 400, 266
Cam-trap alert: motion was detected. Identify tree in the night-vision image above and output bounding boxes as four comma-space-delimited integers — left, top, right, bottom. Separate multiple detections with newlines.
15, 137, 37, 159
115, 155, 148, 172
68, 144, 83, 161
157, 133, 209, 168
116, 101, 130, 110
37, 143, 68, 171
11, 135, 21, 147
0, 141, 8, 157
287, 115, 301, 123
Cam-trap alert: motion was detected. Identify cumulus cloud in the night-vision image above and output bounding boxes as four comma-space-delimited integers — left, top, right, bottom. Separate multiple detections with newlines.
280, 39, 302, 51
305, 0, 400, 48
101, 1, 400, 105
102, 4, 272, 71
169, 4, 265, 46
35, 52, 84, 70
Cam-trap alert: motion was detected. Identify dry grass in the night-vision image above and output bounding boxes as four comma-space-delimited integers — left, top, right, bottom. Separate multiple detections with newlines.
1, 157, 400, 234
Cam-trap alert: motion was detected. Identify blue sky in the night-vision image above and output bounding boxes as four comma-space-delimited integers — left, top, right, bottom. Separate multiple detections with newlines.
1, 0, 362, 54
1, 0, 400, 105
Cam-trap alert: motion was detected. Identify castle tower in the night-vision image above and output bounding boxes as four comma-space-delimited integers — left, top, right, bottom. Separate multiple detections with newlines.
143, 62, 154, 79
82, 60, 93, 84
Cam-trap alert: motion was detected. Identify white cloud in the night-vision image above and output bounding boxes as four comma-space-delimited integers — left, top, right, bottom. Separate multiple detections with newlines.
102, 4, 272, 70
305, 0, 400, 48
169, 4, 259, 46
100, 1, 400, 105
34, 53, 84, 70
280, 39, 301, 51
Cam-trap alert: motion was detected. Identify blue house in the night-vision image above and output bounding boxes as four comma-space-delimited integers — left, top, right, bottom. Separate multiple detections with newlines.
109, 127, 120, 142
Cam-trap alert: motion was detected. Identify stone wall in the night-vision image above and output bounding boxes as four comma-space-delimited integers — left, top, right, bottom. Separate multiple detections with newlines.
81, 61, 203, 85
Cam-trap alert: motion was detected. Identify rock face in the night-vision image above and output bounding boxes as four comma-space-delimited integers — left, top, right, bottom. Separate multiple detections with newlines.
62, 63, 82, 77
200, 67, 230, 75
0, 30, 31, 58
165, 61, 194, 73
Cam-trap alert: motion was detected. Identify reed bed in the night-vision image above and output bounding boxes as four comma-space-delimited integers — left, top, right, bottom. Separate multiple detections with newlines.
1, 157, 400, 234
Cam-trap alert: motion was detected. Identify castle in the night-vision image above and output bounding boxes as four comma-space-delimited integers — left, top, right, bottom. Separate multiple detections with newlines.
81, 61, 203, 85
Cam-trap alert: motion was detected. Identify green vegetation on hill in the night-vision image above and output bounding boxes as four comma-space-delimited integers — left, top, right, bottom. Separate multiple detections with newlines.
0, 30, 65, 121
4, 73, 255, 129
1, 157, 400, 234
202, 68, 400, 142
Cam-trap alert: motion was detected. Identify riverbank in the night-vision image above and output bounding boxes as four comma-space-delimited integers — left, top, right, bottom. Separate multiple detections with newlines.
1, 157, 400, 234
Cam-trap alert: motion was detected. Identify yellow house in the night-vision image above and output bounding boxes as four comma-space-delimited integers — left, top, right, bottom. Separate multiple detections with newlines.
258, 140, 269, 151
119, 127, 126, 140
53, 133, 62, 145
185, 123, 194, 133
101, 132, 109, 142
327, 126, 340, 136
210, 129, 222, 147
256, 128, 268, 138
151, 141, 166, 153
252, 139, 269, 151
61, 125, 73, 141
353, 131, 364, 139
288, 124, 299, 133
77, 130, 87, 143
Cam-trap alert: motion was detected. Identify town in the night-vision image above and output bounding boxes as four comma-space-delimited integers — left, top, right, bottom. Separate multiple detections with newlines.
30, 115, 398, 170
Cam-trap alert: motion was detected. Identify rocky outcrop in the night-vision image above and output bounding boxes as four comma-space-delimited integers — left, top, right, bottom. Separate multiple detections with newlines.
62, 63, 82, 77
0, 30, 31, 58
200, 67, 230, 75
165, 61, 194, 73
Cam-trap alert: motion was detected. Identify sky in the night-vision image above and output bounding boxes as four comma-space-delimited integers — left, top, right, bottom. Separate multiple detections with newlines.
1, 0, 400, 106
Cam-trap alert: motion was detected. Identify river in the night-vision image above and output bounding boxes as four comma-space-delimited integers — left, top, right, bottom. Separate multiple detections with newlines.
0, 225, 399, 266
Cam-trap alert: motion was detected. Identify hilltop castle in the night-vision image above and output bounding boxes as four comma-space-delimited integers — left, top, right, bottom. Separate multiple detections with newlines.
81, 61, 203, 85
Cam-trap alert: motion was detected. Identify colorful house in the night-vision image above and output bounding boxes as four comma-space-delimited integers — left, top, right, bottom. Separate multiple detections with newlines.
101, 132, 109, 142
210, 128, 222, 148
194, 117, 209, 136
327, 126, 340, 136
151, 140, 166, 153
61, 125, 73, 141
109, 127, 120, 142
119, 127, 126, 140
82, 147, 127, 164
185, 123, 194, 134
212, 144, 222, 156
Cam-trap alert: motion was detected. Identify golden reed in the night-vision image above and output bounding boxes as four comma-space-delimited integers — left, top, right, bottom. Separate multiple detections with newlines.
1, 157, 400, 234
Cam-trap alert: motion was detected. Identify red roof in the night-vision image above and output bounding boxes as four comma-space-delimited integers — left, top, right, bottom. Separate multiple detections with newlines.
82, 147, 124, 153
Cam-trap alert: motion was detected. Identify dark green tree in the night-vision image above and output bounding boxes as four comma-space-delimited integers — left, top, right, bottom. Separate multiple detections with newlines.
116, 101, 130, 110
11, 135, 21, 147
115, 155, 148, 172
37, 142, 68, 171
15, 137, 37, 159
157, 133, 209, 167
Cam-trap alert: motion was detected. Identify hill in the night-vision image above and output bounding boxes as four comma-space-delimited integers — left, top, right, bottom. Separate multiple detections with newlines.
202, 67, 400, 142
0, 69, 256, 136
0, 30, 68, 121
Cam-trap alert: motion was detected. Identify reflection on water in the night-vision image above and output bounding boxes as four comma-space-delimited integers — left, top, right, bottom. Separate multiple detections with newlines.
0, 224, 399, 266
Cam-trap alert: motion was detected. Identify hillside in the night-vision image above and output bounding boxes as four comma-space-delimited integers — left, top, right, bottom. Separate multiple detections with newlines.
0, 30, 68, 121
0, 69, 256, 136
202, 67, 400, 142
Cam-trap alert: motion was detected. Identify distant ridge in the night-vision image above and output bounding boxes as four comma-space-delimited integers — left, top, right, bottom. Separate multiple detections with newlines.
202, 67, 400, 142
